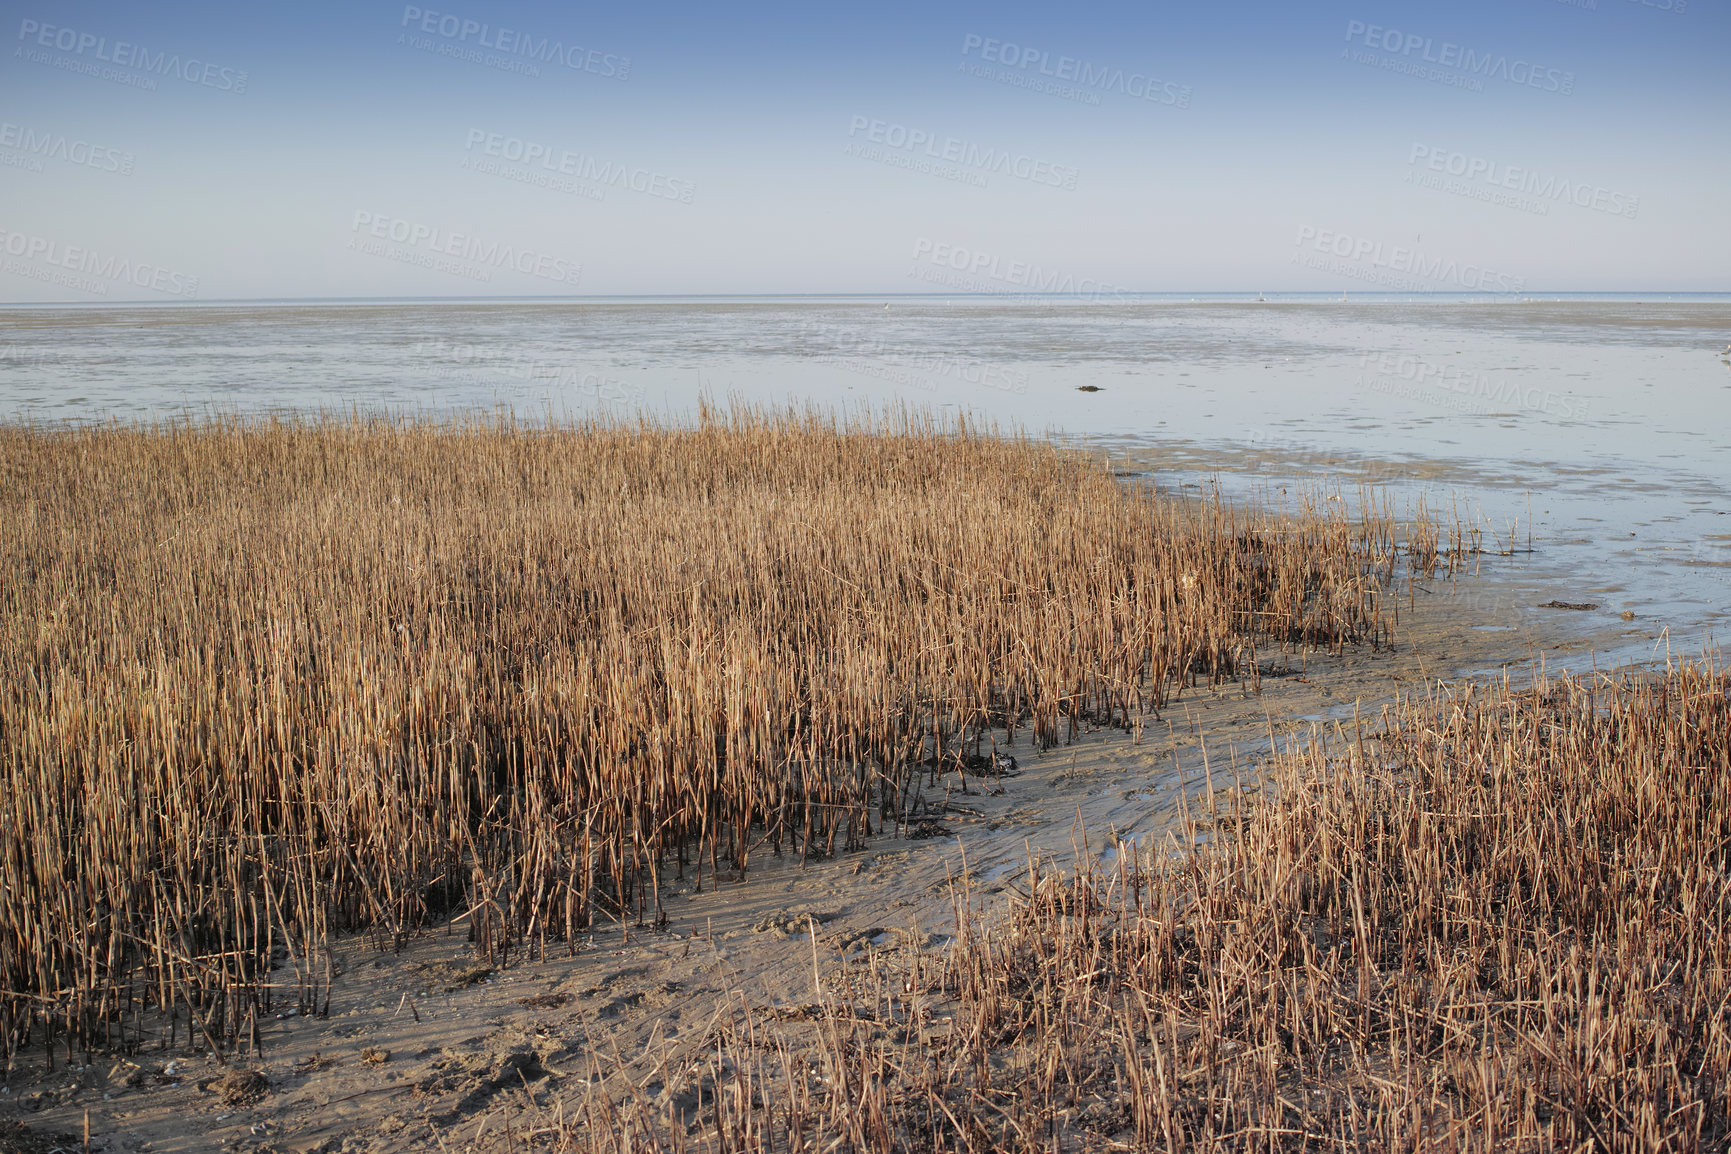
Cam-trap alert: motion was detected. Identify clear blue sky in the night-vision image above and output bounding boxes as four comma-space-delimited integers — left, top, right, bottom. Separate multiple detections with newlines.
1, 0, 1726, 299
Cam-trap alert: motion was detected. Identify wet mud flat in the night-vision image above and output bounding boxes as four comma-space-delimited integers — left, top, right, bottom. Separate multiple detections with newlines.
0, 561, 1657, 1154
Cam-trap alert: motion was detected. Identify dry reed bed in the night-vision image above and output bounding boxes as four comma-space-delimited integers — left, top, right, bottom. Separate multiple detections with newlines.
0, 410, 1422, 1062
606, 662, 1730, 1152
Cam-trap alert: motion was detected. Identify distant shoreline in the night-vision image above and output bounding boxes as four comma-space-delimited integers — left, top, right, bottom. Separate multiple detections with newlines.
3, 290, 1730, 310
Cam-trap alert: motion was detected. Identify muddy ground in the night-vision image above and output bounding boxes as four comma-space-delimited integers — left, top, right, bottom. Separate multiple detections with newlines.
0, 562, 1659, 1153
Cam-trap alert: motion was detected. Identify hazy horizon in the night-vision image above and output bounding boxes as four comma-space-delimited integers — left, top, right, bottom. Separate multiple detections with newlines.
9, 291, 1731, 307
2, 0, 1727, 302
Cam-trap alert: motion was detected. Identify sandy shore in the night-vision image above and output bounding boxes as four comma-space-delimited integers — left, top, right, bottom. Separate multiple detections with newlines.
1, 560, 1658, 1153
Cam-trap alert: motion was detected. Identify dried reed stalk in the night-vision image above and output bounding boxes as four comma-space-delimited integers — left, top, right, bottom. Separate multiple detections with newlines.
0, 406, 1426, 1061
604, 660, 1728, 1152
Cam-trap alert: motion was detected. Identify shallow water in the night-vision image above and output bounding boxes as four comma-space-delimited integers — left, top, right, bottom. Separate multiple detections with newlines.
3, 293, 1726, 665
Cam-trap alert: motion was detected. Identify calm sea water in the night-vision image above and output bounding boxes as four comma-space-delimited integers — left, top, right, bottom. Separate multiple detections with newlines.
3, 293, 1727, 665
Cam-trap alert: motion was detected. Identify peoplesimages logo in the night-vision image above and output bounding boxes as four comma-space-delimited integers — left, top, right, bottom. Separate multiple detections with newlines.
0, 341, 60, 371
1341, 20, 1574, 96
410, 339, 646, 406
0, 225, 199, 298
844, 116, 1079, 191
461, 129, 693, 204
15, 18, 249, 94
1356, 350, 1589, 420
1405, 145, 1638, 220
397, 7, 629, 80
347, 211, 582, 286
787, 315, 1030, 396
959, 34, 1192, 109
908, 237, 1133, 301
1292, 225, 1525, 294
0, 120, 134, 177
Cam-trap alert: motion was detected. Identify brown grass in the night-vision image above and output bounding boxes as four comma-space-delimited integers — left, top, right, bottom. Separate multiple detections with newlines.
586, 661, 1730, 1152
0, 407, 1422, 1066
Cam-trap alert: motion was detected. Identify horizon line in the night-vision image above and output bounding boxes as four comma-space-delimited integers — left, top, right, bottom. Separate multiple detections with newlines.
4, 290, 1730, 309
